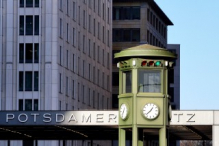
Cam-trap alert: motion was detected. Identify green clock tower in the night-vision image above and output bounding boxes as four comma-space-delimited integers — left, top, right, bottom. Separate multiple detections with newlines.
114, 44, 176, 146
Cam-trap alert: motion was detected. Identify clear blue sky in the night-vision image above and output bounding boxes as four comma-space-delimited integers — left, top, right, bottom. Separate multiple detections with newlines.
155, 0, 219, 110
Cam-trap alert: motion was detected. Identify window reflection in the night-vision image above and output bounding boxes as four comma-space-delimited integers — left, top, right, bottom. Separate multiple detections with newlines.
138, 70, 161, 93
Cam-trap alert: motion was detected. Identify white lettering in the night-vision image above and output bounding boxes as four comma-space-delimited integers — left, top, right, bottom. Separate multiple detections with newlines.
96, 114, 104, 123
82, 114, 91, 123
174, 113, 183, 122
108, 114, 117, 123
68, 114, 78, 123
31, 113, 39, 122
187, 113, 195, 122
56, 114, 65, 123
18, 114, 28, 123
6, 114, 14, 122
43, 113, 52, 123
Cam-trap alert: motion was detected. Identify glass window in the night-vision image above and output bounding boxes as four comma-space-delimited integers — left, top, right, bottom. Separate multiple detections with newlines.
26, 0, 33, 7
123, 71, 132, 93
25, 71, 32, 91
34, 99, 38, 111
19, 72, 24, 91
19, 99, 23, 111
19, 44, 24, 63
20, 0, 24, 7
35, 0, 39, 7
123, 29, 131, 42
34, 44, 39, 63
132, 7, 140, 19
34, 16, 39, 35
26, 44, 33, 63
34, 71, 38, 91
25, 99, 32, 111
26, 16, 33, 35
132, 29, 140, 42
138, 70, 161, 93
19, 16, 24, 35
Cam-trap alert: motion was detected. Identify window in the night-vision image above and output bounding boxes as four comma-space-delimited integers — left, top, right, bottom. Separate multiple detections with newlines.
88, 88, 91, 106
19, 43, 39, 63
97, 46, 100, 62
82, 85, 85, 103
66, 50, 68, 68
97, 22, 100, 39
138, 70, 161, 93
59, 0, 63, 10
93, 90, 95, 108
88, 39, 91, 57
102, 3, 105, 20
78, 83, 80, 101
93, 19, 95, 36
19, 15, 39, 35
113, 7, 140, 20
19, 99, 38, 111
73, 2, 76, 20
78, 6, 80, 25
66, 77, 68, 95
83, 35, 85, 53
59, 46, 62, 65
59, 18, 62, 37
107, 30, 110, 47
73, 27, 76, 46
113, 28, 140, 42
72, 54, 75, 72
93, 42, 96, 60
112, 72, 119, 86
88, 15, 91, 32
19, 71, 39, 91
59, 73, 62, 93
102, 26, 105, 43
72, 80, 74, 99
66, 0, 69, 15
66, 23, 69, 42
112, 94, 118, 108
83, 10, 86, 28
20, 0, 39, 8
123, 71, 132, 93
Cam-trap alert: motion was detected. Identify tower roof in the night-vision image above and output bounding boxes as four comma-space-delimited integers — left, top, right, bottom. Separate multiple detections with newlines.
114, 44, 177, 59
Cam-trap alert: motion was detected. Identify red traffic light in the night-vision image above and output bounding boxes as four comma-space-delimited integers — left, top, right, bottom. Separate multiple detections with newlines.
141, 61, 147, 66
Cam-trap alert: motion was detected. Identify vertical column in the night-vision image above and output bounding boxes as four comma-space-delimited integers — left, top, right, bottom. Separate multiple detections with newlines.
5, 0, 14, 110
213, 126, 219, 146
159, 127, 167, 146
119, 128, 126, 146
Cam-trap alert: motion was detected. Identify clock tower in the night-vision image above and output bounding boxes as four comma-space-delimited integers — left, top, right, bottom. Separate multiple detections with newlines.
114, 44, 176, 146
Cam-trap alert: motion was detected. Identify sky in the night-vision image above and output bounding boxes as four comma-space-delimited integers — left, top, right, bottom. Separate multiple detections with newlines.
155, 0, 219, 110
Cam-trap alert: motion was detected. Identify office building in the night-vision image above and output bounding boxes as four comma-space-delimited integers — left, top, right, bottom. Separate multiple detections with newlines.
112, 0, 180, 110
0, 0, 112, 146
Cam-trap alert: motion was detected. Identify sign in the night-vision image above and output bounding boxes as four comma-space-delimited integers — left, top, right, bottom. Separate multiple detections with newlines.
0, 111, 118, 126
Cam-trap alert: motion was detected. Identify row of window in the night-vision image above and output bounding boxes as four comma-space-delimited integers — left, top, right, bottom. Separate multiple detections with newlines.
19, 15, 39, 36
59, 46, 110, 74
59, 86, 110, 110
113, 6, 140, 20
147, 8, 166, 39
19, 71, 39, 91
19, 43, 39, 63
113, 28, 140, 42
20, 0, 39, 8
59, 71, 110, 97
19, 99, 38, 111
60, 0, 111, 24
119, 70, 161, 94
60, 19, 110, 48
147, 30, 166, 48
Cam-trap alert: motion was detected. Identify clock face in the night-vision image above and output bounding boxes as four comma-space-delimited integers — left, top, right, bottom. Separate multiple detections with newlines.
143, 103, 159, 120
120, 103, 128, 120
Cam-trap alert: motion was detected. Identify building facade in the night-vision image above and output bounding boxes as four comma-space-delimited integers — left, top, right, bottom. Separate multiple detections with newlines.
0, 0, 112, 146
112, 0, 180, 110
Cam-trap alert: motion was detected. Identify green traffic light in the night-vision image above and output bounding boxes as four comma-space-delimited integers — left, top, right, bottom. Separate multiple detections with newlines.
155, 61, 161, 66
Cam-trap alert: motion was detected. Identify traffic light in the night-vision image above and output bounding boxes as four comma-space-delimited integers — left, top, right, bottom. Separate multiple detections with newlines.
141, 60, 162, 67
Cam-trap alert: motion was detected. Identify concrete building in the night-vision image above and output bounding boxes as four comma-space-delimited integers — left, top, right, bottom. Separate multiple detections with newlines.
0, 0, 112, 146
112, 0, 180, 110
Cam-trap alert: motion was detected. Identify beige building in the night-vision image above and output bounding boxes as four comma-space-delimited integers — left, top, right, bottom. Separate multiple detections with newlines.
0, 0, 112, 146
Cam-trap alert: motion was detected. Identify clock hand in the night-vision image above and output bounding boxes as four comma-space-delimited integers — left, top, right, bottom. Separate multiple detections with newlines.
146, 107, 153, 115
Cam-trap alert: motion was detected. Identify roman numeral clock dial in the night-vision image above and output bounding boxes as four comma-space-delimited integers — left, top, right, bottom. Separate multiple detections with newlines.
142, 103, 159, 120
